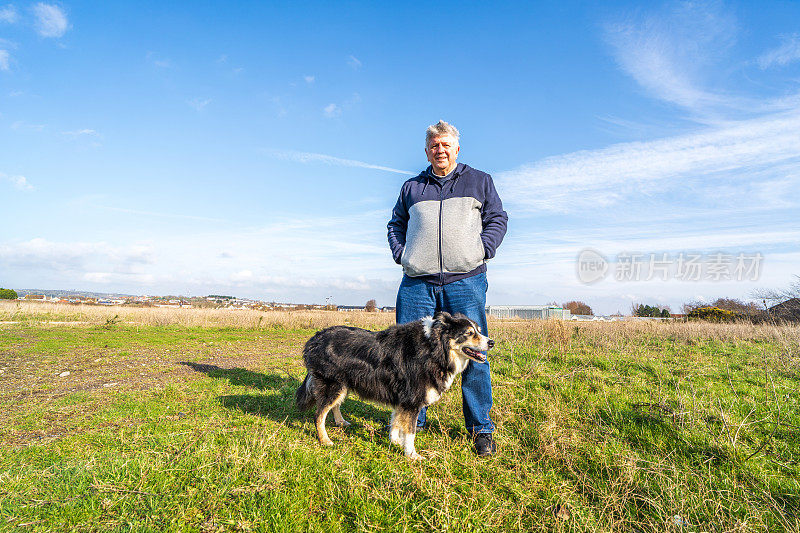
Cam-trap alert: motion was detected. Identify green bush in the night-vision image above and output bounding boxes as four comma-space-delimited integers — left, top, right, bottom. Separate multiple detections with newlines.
688, 306, 741, 322
633, 304, 669, 317
0, 288, 18, 300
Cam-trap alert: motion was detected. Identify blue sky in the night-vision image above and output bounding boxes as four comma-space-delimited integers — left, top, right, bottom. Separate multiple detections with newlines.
2, 0, 799, 313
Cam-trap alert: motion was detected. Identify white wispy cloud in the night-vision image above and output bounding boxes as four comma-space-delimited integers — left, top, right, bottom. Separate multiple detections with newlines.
347, 55, 362, 69
0, 4, 17, 23
0, 49, 9, 71
323, 103, 340, 118
304, 75, 315, 84
0, 238, 153, 272
322, 94, 360, 119
1, 172, 34, 191
267, 149, 415, 175
497, 110, 800, 213
499, 226, 800, 263
187, 97, 211, 111
758, 34, 800, 69
32, 3, 68, 38
146, 52, 171, 68
603, 1, 747, 115
62, 128, 99, 137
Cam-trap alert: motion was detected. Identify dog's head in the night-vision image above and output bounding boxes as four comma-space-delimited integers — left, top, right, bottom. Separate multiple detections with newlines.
433, 312, 494, 364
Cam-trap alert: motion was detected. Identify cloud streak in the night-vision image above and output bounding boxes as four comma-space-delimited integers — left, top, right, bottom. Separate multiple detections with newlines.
146, 52, 171, 68
62, 128, 100, 138
0, 5, 17, 23
347, 55, 362, 69
267, 149, 415, 175
758, 34, 800, 69
604, 2, 738, 111
32, 3, 68, 38
497, 110, 800, 213
2, 172, 34, 191
323, 103, 340, 118
0, 238, 153, 271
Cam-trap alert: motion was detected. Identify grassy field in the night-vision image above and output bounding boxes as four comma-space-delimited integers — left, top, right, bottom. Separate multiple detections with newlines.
1, 301, 798, 532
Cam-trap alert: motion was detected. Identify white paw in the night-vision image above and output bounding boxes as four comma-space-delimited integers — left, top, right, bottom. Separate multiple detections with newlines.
406, 452, 423, 461
390, 434, 403, 447
319, 437, 334, 447
337, 419, 351, 427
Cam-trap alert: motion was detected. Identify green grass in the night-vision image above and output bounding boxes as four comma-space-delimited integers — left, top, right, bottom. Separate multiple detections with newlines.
0, 320, 798, 532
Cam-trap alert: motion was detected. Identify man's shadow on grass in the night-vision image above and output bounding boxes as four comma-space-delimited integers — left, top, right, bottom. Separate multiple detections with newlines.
179, 362, 392, 441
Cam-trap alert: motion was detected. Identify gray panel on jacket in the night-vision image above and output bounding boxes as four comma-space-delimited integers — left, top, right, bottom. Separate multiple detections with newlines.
401, 196, 485, 277
401, 200, 441, 277
441, 196, 485, 273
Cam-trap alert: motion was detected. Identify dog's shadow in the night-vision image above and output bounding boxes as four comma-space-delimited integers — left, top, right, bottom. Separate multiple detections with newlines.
179, 362, 392, 438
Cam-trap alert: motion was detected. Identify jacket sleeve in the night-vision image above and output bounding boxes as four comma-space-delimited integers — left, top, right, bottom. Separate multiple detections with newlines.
387, 185, 409, 264
480, 175, 508, 260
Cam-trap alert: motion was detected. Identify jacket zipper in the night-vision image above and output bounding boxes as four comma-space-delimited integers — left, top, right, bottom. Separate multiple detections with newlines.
438, 180, 444, 285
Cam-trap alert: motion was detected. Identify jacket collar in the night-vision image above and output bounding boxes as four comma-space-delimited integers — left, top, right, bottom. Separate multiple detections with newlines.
424, 162, 464, 183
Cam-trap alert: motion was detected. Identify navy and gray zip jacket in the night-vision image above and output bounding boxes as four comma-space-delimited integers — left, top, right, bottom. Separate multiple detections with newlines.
387, 163, 508, 285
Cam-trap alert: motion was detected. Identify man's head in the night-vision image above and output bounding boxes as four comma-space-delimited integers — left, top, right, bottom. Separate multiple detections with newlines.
425, 120, 460, 176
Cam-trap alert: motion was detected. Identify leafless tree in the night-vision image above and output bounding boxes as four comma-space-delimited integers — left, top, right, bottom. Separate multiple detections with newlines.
753, 275, 800, 305
753, 275, 800, 321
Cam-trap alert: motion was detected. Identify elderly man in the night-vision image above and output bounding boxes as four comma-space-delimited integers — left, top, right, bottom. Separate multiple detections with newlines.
387, 120, 508, 456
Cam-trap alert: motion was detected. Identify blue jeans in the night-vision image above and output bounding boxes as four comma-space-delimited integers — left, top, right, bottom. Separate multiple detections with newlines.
395, 272, 494, 435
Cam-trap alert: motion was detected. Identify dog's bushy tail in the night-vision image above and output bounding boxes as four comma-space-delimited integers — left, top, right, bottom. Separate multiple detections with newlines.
295, 374, 315, 411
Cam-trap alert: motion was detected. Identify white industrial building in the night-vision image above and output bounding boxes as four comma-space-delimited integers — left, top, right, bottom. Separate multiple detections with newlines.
486, 305, 571, 320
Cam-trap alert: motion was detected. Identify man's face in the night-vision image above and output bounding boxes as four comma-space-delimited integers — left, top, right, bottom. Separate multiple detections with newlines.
425, 134, 460, 175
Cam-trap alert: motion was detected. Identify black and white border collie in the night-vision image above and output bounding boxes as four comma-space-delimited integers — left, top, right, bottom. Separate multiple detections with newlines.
296, 312, 493, 459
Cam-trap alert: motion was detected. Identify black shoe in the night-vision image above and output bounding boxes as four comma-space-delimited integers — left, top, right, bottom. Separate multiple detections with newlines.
474, 433, 496, 456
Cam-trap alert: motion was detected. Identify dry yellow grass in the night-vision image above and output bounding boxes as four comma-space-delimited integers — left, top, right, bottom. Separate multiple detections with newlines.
3, 300, 799, 346
0, 300, 395, 329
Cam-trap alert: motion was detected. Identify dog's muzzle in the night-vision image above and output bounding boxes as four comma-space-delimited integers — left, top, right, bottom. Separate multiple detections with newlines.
462, 346, 487, 363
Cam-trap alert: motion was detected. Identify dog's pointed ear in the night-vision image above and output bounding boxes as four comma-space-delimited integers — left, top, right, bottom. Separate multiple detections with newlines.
433, 311, 452, 325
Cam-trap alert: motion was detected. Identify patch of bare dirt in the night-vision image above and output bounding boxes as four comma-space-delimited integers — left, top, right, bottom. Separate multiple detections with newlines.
0, 327, 306, 425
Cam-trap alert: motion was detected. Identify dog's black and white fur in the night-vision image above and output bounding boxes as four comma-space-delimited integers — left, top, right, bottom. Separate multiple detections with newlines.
296, 312, 493, 459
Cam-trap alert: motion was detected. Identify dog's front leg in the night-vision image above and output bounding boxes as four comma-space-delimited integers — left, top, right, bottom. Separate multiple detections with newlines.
332, 404, 351, 427
389, 409, 404, 447
315, 405, 334, 446
403, 431, 421, 460
399, 410, 422, 460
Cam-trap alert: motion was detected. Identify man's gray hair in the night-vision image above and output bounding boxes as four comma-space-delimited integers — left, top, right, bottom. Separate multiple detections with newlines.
425, 120, 460, 147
